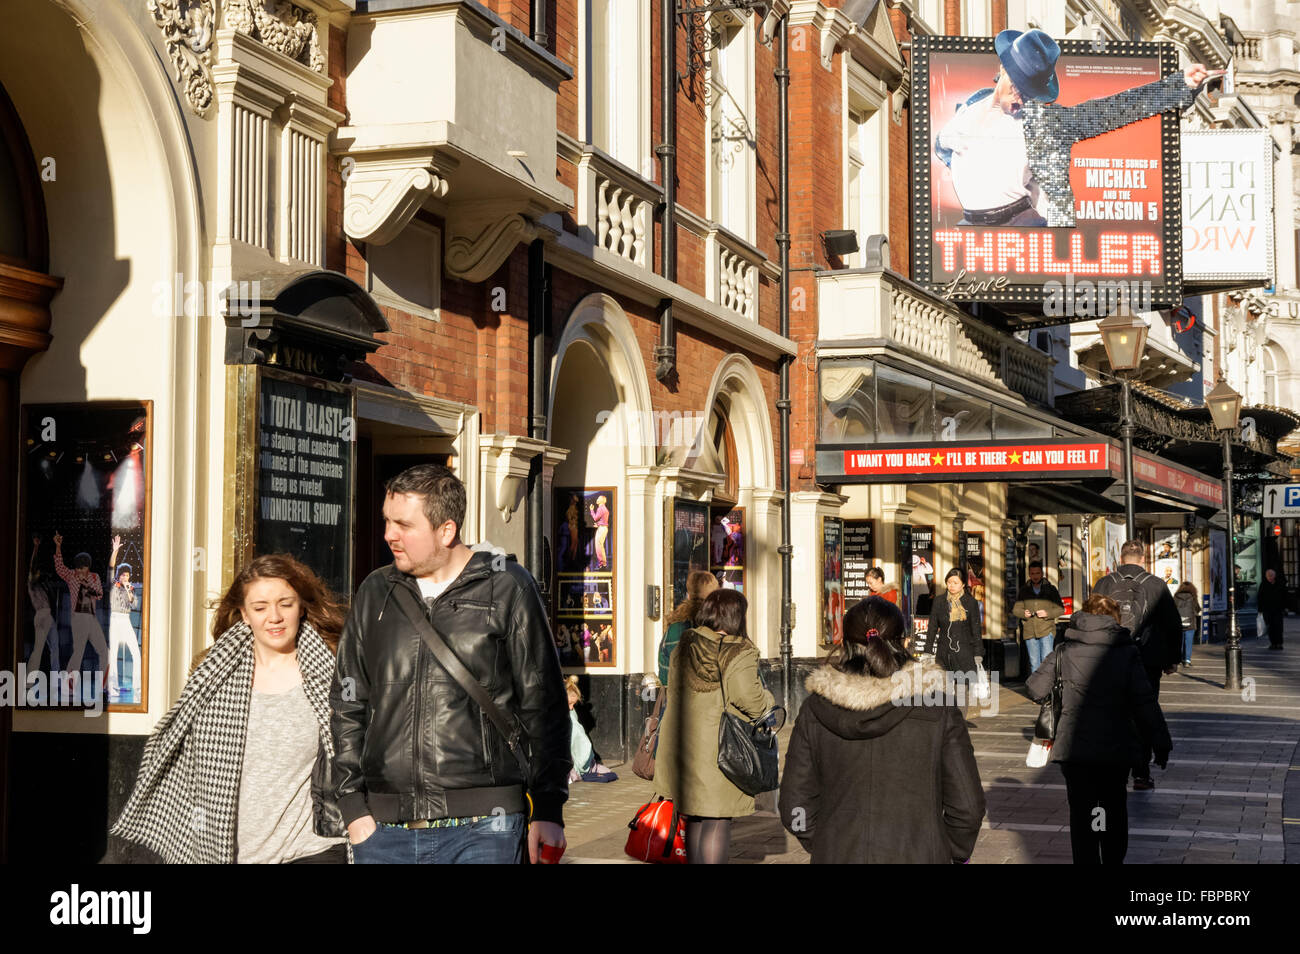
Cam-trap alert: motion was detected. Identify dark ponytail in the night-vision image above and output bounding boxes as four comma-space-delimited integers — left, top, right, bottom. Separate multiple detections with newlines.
832, 596, 911, 678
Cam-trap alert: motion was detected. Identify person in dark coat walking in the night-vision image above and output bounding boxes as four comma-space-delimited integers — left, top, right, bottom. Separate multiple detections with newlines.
779, 596, 985, 863
1256, 568, 1286, 650
1027, 594, 1171, 864
1090, 540, 1181, 790
928, 568, 984, 679
1173, 581, 1200, 666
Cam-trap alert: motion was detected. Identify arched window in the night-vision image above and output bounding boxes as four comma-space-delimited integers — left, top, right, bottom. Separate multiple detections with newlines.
0, 80, 48, 272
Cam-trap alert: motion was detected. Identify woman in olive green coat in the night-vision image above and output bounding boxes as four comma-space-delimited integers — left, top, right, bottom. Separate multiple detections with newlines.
654, 589, 774, 864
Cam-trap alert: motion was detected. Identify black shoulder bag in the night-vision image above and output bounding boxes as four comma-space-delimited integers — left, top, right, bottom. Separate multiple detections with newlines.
1033, 648, 1063, 741
716, 641, 785, 796
389, 584, 533, 780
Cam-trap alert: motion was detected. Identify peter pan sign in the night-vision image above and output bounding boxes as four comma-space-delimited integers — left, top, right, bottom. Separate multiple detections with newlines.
820, 440, 1110, 482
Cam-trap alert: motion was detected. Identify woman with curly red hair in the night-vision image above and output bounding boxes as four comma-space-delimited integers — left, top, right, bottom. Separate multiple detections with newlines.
113, 554, 349, 863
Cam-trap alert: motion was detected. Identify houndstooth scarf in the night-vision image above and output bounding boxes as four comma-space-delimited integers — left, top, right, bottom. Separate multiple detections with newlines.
111, 620, 337, 864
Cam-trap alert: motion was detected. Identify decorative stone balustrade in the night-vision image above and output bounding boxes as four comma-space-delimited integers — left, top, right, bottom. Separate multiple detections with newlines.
817, 268, 1054, 406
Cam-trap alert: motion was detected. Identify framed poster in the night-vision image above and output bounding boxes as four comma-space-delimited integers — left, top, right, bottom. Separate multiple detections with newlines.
710, 506, 746, 593
1004, 531, 1019, 642
554, 487, 617, 668
18, 402, 152, 712
1026, 520, 1047, 572
667, 498, 709, 614
1105, 519, 1126, 574
822, 517, 845, 646
1057, 523, 1074, 611
1151, 528, 1181, 594
842, 519, 875, 605
1209, 529, 1227, 612
911, 525, 937, 632
965, 532, 986, 627
255, 369, 355, 598
896, 524, 914, 637
910, 35, 1186, 315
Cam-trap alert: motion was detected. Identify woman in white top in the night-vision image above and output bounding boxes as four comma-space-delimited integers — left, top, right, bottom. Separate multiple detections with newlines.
113, 554, 348, 863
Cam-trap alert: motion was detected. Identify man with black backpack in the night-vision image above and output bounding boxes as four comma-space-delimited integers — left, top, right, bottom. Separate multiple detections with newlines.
1092, 540, 1182, 791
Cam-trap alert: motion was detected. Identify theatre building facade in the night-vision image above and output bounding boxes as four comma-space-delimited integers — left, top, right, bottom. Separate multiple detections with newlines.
0, 0, 805, 862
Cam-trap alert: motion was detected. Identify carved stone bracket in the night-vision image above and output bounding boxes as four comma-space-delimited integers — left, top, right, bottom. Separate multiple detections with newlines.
148, 0, 216, 116
480, 435, 569, 523
224, 0, 325, 72
342, 158, 453, 246
444, 202, 541, 283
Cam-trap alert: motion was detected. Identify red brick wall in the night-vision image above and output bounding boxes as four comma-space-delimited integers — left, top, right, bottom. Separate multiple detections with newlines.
944, 0, 962, 35
992, 0, 1007, 35
326, 25, 348, 274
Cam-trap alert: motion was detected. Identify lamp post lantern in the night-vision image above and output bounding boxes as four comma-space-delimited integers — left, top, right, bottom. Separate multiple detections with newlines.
1097, 311, 1150, 539
1206, 378, 1244, 690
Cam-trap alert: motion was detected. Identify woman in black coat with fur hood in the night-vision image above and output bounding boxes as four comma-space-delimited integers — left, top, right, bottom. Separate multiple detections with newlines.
778, 596, 986, 863
1026, 593, 1171, 864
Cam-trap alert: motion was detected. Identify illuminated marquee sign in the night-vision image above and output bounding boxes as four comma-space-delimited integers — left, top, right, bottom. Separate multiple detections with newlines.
820, 440, 1111, 483
910, 35, 1186, 318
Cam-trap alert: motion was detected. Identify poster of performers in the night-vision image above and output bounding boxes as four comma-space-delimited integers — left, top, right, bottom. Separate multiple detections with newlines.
1151, 529, 1181, 594
553, 487, 616, 668
965, 532, 986, 626
1057, 523, 1074, 612
668, 498, 710, 611
18, 402, 151, 711
710, 507, 745, 593
911, 525, 937, 637
822, 517, 844, 647
911, 33, 1192, 311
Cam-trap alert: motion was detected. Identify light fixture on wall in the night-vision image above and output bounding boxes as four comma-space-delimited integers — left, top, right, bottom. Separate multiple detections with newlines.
821, 229, 859, 259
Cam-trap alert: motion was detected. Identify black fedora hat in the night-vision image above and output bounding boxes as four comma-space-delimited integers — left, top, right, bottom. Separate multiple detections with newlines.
994, 29, 1060, 103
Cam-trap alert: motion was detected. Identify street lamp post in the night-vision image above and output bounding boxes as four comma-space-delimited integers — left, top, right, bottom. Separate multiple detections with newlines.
1206, 378, 1244, 690
1097, 310, 1150, 540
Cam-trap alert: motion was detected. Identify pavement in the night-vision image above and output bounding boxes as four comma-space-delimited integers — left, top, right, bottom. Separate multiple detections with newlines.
560, 622, 1300, 864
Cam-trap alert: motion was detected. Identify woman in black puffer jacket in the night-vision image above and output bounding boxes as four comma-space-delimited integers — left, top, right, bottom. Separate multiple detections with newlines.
1026, 593, 1172, 864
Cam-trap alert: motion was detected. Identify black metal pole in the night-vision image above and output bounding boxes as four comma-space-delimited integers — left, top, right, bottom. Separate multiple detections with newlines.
776, 17, 793, 712
1120, 374, 1136, 539
1222, 429, 1241, 690
526, 239, 548, 591
654, 0, 677, 381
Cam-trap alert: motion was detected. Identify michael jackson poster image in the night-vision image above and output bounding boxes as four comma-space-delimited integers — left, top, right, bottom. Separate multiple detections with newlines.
554, 487, 616, 668
911, 31, 1212, 310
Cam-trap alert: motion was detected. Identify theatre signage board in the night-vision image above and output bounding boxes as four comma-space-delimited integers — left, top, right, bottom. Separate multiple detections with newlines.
819, 440, 1111, 483
1115, 445, 1223, 509
910, 35, 1186, 314
1181, 129, 1274, 284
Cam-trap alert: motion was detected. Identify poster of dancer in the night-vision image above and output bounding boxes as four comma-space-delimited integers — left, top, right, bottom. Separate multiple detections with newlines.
965, 532, 986, 626
911, 525, 936, 634
710, 507, 745, 593
1057, 523, 1074, 612
553, 487, 616, 668
18, 402, 151, 711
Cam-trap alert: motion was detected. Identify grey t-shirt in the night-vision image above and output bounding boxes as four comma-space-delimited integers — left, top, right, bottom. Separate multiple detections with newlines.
236, 681, 343, 864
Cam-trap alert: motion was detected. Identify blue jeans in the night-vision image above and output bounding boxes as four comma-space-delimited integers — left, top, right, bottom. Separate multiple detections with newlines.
350, 813, 527, 864
1026, 633, 1054, 674
1182, 629, 1194, 664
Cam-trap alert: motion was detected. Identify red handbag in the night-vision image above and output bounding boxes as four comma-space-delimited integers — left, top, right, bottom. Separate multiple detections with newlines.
624, 797, 687, 864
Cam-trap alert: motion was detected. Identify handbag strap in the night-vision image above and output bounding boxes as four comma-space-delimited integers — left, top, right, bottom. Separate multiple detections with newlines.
390, 582, 531, 779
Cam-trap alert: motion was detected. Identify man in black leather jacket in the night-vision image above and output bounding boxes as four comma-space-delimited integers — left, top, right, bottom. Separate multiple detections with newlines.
330, 464, 571, 863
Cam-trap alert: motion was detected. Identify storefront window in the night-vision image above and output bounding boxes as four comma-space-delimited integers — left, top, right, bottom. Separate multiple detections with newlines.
819, 359, 875, 444
875, 365, 933, 441
934, 385, 993, 441
993, 407, 1053, 440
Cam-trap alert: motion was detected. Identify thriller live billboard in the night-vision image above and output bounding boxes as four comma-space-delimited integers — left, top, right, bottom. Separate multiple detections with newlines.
910, 36, 1187, 315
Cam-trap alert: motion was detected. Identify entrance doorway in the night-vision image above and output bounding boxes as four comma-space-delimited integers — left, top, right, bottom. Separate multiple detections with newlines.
352, 431, 451, 587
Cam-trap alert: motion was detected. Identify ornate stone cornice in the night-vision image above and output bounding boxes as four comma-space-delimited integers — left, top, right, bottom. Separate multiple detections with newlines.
148, 0, 216, 117
224, 0, 325, 73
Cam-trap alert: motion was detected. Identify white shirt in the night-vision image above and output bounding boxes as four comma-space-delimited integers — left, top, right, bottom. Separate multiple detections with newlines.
417, 577, 453, 602
936, 94, 1033, 211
